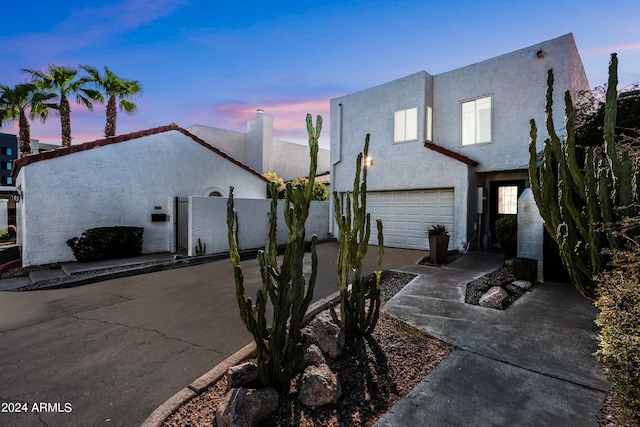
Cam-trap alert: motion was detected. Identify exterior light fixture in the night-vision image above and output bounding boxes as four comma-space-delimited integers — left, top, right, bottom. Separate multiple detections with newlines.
365, 156, 373, 167
12, 191, 21, 203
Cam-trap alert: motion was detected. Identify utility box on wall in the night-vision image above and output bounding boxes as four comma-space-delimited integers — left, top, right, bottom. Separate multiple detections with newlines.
151, 213, 169, 222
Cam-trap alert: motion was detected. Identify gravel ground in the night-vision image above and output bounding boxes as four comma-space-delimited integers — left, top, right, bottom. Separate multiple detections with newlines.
464, 263, 529, 309
162, 270, 451, 427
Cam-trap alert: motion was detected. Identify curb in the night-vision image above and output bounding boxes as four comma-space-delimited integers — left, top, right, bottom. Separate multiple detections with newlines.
140, 290, 341, 427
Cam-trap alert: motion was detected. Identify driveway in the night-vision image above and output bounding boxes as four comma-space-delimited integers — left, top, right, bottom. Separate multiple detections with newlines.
0, 242, 421, 427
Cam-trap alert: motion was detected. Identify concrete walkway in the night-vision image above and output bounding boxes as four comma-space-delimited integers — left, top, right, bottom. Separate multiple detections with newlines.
377, 250, 610, 427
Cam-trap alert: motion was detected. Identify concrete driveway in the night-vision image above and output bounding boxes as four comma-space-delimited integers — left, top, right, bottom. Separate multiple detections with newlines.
0, 242, 422, 427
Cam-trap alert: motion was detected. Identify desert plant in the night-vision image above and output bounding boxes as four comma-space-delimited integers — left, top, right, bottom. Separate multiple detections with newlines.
66, 226, 143, 262
528, 53, 640, 299
330, 134, 384, 337
195, 238, 206, 256
595, 206, 640, 425
226, 114, 321, 388
494, 216, 517, 259
427, 224, 449, 237
290, 177, 329, 201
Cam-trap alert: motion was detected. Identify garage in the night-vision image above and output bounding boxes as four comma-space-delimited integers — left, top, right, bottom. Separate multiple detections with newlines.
366, 189, 454, 250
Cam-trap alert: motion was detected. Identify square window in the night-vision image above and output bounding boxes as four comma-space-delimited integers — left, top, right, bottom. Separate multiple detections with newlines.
394, 107, 418, 143
498, 185, 518, 214
461, 96, 491, 145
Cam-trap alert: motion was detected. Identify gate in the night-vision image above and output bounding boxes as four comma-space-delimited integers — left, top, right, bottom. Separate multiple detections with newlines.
174, 197, 189, 254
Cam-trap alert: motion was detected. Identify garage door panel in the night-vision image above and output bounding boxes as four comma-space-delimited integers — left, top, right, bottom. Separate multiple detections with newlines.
367, 189, 454, 250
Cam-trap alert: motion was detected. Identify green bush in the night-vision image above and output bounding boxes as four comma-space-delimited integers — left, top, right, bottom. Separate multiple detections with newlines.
494, 216, 517, 259
290, 177, 328, 201
67, 226, 144, 262
595, 213, 640, 425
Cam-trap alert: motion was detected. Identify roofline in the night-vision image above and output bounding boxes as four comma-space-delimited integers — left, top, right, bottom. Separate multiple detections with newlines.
12, 124, 268, 182
423, 141, 479, 167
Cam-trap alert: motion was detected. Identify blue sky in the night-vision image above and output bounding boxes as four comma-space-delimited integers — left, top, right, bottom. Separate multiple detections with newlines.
1, 0, 639, 148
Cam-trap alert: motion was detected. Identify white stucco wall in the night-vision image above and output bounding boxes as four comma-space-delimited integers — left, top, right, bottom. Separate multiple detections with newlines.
517, 189, 544, 282
17, 130, 266, 267
188, 196, 330, 256
188, 116, 331, 182
0, 199, 8, 234
433, 33, 587, 172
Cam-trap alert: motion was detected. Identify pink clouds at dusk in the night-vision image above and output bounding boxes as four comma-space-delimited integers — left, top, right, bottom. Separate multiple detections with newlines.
2, 1, 639, 150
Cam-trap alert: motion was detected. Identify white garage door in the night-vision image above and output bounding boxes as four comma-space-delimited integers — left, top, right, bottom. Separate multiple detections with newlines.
366, 189, 454, 250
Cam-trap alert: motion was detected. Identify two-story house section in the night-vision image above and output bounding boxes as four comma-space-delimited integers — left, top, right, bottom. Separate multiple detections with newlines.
329, 33, 589, 256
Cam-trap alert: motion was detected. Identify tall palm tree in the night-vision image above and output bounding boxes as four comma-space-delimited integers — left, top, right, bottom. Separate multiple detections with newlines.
80, 65, 142, 137
0, 83, 57, 154
23, 65, 101, 146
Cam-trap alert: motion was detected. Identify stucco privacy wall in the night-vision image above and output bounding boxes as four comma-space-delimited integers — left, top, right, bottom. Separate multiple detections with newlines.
16, 130, 266, 267
188, 197, 330, 256
517, 189, 545, 282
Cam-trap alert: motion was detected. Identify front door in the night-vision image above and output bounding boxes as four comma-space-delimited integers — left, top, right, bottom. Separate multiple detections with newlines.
489, 180, 526, 247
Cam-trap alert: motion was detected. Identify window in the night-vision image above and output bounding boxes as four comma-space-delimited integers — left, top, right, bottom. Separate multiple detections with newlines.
426, 106, 433, 142
2, 162, 11, 171
498, 185, 518, 214
461, 96, 491, 145
1, 176, 13, 186
394, 107, 418, 143
2, 147, 13, 156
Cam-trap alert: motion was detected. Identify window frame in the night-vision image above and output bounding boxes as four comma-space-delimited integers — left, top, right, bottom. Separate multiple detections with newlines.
461, 95, 492, 146
393, 107, 419, 143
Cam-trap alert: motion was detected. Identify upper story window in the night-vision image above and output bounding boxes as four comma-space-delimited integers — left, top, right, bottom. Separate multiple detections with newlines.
394, 107, 418, 143
2, 162, 12, 171
2, 147, 13, 156
461, 96, 491, 145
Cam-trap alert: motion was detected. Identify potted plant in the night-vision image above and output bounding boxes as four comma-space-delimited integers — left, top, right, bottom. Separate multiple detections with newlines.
494, 216, 517, 260
427, 224, 450, 263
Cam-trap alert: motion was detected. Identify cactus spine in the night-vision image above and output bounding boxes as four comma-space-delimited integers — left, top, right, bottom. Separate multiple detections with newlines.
330, 134, 384, 337
528, 54, 638, 300
226, 114, 321, 387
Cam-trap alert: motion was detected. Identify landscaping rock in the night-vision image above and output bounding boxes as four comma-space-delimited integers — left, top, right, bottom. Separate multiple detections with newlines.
225, 362, 258, 390
216, 386, 279, 427
303, 343, 326, 367
479, 286, 508, 309
309, 312, 345, 359
297, 363, 342, 409
512, 280, 533, 290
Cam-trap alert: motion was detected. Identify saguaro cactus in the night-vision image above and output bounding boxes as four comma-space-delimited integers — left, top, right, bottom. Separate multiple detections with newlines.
330, 134, 384, 337
226, 114, 321, 387
528, 54, 638, 300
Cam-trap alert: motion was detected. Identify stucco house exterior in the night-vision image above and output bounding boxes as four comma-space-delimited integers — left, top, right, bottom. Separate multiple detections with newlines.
12, 125, 268, 267
329, 33, 589, 279
188, 109, 331, 181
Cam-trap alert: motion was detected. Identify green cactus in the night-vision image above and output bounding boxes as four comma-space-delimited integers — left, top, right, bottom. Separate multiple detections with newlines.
226, 114, 321, 388
330, 134, 384, 337
529, 54, 638, 300
195, 238, 206, 256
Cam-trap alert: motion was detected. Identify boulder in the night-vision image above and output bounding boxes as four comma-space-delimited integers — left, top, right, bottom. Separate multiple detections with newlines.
303, 343, 326, 368
216, 387, 279, 427
479, 286, 508, 310
225, 362, 258, 390
297, 363, 341, 409
309, 312, 345, 359
511, 280, 533, 290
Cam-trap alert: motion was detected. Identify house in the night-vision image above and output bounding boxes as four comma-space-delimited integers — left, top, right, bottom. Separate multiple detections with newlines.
329, 33, 589, 280
188, 109, 331, 182
12, 125, 268, 267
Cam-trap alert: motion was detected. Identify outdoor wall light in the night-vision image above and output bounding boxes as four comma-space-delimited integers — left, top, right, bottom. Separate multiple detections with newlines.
365, 156, 373, 167
12, 191, 21, 203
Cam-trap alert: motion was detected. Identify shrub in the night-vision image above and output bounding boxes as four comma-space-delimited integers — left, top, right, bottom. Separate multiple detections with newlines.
67, 226, 144, 262
290, 177, 328, 201
494, 216, 517, 259
595, 211, 640, 425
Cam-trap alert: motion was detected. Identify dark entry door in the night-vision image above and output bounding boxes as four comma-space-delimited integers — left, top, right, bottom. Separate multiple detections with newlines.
488, 180, 526, 246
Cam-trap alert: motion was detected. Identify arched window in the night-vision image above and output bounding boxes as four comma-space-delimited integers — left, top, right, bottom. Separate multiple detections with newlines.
209, 191, 222, 197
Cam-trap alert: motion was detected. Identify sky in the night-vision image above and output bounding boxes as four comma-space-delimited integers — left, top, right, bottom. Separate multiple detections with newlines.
1, 0, 639, 149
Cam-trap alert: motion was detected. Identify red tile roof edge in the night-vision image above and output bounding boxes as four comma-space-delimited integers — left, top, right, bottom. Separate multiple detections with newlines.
424, 141, 479, 167
12, 124, 268, 182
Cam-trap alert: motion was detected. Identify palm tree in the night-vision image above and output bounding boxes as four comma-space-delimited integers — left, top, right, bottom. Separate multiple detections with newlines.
23, 65, 101, 146
0, 83, 57, 154
80, 65, 142, 137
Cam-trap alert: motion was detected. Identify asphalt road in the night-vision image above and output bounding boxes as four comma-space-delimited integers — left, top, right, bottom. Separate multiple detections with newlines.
0, 241, 421, 427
